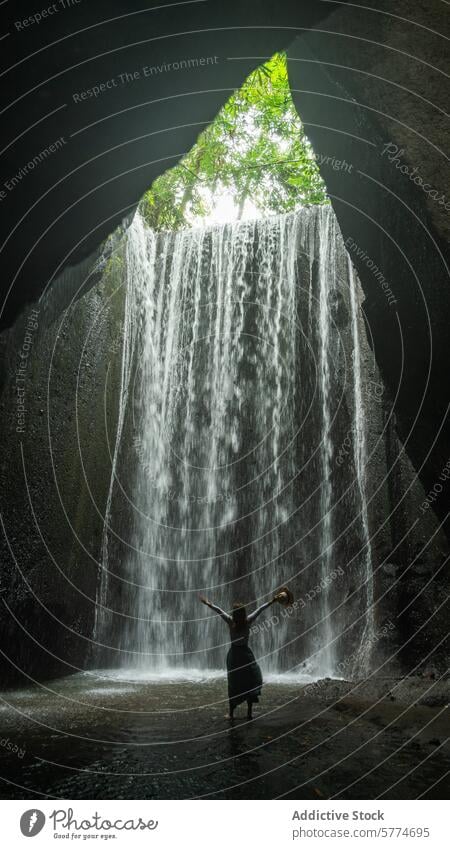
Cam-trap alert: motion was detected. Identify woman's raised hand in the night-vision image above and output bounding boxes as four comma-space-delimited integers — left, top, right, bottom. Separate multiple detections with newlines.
199, 596, 210, 607
273, 591, 286, 604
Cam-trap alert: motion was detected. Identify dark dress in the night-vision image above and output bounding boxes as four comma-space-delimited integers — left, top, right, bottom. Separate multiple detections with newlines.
209, 601, 273, 711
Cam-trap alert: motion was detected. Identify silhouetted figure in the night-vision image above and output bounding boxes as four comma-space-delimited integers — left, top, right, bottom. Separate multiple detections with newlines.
199, 594, 282, 721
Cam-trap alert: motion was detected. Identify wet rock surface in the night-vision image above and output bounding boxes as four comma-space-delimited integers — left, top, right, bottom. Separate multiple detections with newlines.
0, 675, 448, 800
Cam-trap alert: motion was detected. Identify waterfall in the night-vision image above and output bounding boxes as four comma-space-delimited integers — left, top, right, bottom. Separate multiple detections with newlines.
315, 207, 338, 676
348, 255, 375, 673
93, 219, 151, 641
95, 206, 374, 678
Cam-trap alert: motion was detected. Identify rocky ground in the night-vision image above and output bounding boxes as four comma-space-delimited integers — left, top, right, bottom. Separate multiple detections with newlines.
0, 672, 448, 799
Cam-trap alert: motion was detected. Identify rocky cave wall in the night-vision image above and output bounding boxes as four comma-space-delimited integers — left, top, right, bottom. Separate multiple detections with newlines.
0, 240, 127, 685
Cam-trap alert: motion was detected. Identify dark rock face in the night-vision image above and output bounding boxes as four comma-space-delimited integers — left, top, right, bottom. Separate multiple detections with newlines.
0, 239, 126, 685
286, 1, 450, 539
284, 3, 450, 670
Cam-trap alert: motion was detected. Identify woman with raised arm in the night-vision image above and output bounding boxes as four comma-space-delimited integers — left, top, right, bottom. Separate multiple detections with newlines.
199, 590, 292, 722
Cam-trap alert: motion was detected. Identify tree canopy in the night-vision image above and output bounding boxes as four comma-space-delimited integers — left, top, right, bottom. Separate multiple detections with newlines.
140, 52, 329, 230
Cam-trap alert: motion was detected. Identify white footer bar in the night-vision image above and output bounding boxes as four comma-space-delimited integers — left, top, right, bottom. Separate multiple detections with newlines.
0, 799, 445, 848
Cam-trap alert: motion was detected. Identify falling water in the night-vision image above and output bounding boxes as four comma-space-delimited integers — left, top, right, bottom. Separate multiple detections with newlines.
348, 255, 375, 673
95, 206, 374, 678
93, 221, 152, 642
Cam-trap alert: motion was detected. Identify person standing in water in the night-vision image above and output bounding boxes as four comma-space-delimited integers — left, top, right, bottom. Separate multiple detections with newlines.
199, 592, 287, 722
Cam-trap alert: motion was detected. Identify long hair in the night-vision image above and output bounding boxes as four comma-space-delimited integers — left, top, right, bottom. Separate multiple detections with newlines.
231, 602, 247, 630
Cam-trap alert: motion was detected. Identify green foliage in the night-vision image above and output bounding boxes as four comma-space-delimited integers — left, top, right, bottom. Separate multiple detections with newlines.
103, 251, 125, 281
139, 53, 329, 230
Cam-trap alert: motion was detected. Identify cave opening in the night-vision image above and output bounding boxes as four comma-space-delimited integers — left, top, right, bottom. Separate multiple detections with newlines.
138, 52, 329, 230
